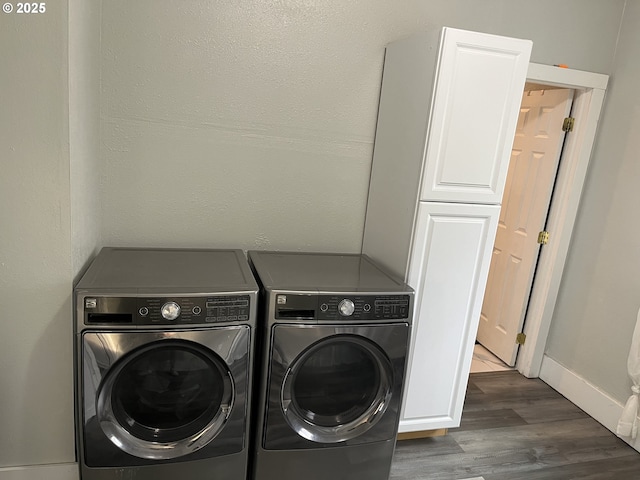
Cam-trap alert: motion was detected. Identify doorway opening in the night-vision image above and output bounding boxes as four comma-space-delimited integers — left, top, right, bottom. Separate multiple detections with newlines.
476, 84, 575, 369
474, 64, 608, 378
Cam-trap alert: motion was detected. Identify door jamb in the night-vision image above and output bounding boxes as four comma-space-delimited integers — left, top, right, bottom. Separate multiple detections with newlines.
516, 63, 608, 377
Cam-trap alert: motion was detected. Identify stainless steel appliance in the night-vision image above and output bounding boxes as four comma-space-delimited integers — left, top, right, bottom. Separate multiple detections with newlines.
74, 247, 258, 480
248, 251, 413, 480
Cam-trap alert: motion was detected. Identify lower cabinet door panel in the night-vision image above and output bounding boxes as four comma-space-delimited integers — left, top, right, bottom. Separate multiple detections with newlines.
399, 202, 500, 431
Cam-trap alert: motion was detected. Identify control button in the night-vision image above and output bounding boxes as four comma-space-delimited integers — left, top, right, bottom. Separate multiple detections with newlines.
363, 304, 371, 312
85, 298, 97, 309
338, 299, 355, 317
320, 303, 329, 312
192, 306, 202, 315
161, 301, 181, 321
139, 307, 149, 316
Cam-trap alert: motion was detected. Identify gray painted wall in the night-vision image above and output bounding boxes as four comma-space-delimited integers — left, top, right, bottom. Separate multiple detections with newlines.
0, 1, 75, 466
70, 0, 102, 280
546, 0, 640, 404
0, 0, 634, 471
99, 0, 624, 252
0, 0, 101, 469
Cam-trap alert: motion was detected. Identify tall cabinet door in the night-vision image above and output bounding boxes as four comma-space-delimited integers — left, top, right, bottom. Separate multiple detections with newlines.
420, 28, 532, 204
400, 202, 500, 431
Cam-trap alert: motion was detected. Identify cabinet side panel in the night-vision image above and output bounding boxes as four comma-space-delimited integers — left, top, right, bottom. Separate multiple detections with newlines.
400, 202, 500, 430
362, 31, 441, 279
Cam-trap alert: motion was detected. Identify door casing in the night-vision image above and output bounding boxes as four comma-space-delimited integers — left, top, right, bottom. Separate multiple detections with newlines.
514, 63, 608, 378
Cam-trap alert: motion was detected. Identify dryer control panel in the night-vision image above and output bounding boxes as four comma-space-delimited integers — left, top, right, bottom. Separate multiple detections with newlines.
274, 294, 411, 321
82, 295, 251, 326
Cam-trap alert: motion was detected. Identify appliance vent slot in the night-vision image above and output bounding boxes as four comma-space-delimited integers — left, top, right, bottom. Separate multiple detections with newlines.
87, 313, 133, 324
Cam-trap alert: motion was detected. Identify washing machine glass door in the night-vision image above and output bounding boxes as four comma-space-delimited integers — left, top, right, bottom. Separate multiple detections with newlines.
97, 339, 233, 460
281, 334, 393, 443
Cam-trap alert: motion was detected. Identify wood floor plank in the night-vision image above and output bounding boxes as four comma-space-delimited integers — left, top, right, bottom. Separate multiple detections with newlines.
456, 407, 528, 431
391, 447, 555, 480
512, 398, 591, 425
486, 454, 640, 480
391, 440, 636, 480
465, 372, 560, 400
462, 371, 592, 425
391, 371, 640, 479
391, 436, 464, 459
450, 418, 631, 456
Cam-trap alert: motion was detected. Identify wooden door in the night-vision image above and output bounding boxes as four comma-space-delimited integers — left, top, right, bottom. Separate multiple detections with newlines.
477, 88, 574, 366
420, 28, 532, 204
401, 202, 500, 431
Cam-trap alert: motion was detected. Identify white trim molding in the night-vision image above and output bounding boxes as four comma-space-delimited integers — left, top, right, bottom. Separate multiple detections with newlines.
526, 63, 608, 90
540, 355, 640, 453
0, 463, 78, 480
515, 64, 608, 378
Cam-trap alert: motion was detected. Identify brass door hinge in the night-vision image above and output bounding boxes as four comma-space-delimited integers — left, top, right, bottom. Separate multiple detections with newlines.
562, 117, 575, 132
537, 231, 550, 245
516, 333, 526, 345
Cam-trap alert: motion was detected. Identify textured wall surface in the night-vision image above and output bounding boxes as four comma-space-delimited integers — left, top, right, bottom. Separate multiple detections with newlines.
70, 0, 102, 280
0, 1, 75, 466
99, 0, 625, 252
0, 0, 632, 472
547, 0, 640, 404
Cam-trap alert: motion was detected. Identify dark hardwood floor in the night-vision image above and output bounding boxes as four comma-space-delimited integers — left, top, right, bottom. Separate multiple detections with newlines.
390, 371, 640, 480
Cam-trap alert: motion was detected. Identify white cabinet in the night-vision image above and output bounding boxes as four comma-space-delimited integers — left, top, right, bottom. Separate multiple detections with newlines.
420, 29, 531, 204
362, 27, 531, 432
401, 202, 499, 431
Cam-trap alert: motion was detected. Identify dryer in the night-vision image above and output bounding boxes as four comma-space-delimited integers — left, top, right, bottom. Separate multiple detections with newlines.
74, 247, 258, 480
248, 251, 413, 480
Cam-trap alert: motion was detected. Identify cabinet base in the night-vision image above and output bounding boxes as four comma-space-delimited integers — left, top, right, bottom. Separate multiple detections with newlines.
397, 429, 448, 440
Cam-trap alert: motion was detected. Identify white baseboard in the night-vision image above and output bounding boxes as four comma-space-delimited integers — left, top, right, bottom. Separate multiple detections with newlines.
0, 463, 78, 480
539, 354, 640, 453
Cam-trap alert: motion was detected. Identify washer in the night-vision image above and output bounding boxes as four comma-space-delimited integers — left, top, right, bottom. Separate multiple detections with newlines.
74, 247, 258, 480
248, 251, 413, 480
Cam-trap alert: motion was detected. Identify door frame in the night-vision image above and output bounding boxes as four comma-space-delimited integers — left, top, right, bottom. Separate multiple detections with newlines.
515, 63, 608, 377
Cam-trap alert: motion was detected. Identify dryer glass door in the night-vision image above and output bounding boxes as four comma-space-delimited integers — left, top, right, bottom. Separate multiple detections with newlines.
281, 334, 393, 443
96, 339, 234, 459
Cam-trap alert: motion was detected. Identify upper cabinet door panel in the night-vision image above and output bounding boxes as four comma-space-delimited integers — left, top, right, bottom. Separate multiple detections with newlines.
420, 28, 532, 204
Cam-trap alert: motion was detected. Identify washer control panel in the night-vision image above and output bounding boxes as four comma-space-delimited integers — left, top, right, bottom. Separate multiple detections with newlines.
274, 294, 411, 321
82, 295, 251, 325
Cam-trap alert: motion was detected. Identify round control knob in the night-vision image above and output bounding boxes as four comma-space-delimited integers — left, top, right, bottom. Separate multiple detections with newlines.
161, 301, 181, 321
338, 299, 355, 317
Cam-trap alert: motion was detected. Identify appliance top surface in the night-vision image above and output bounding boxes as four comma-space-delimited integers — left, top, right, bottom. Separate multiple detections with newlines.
76, 247, 258, 292
248, 251, 410, 293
